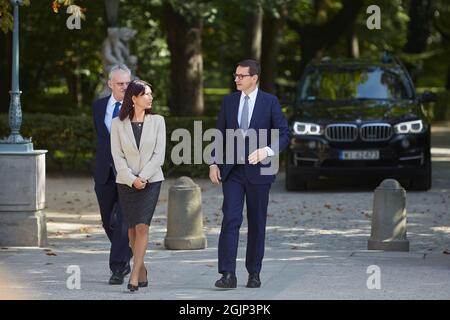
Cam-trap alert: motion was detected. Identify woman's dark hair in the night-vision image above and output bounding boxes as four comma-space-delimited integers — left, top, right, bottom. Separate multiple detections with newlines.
119, 79, 156, 121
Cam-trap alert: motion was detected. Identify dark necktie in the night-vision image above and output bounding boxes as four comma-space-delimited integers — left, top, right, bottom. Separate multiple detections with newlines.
240, 95, 250, 130
112, 101, 121, 119
111, 101, 121, 177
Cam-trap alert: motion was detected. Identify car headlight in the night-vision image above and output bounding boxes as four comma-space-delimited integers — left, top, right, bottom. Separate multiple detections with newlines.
293, 122, 323, 135
394, 120, 424, 134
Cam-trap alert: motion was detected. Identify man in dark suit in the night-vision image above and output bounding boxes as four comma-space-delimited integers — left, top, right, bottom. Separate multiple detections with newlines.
209, 59, 291, 288
92, 64, 133, 284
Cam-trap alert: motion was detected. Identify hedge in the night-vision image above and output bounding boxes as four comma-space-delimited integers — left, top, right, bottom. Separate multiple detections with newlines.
4, 91, 445, 177
0, 113, 217, 178
430, 91, 450, 121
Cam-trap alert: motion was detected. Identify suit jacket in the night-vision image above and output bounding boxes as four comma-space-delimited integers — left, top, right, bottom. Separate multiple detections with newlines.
92, 95, 114, 184
214, 89, 291, 184
110, 114, 166, 187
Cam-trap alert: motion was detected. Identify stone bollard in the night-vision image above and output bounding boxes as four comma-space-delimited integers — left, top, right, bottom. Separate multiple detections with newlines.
164, 177, 207, 250
368, 179, 409, 251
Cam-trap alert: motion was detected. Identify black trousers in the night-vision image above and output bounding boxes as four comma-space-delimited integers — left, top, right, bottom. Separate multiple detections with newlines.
94, 168, 132, 273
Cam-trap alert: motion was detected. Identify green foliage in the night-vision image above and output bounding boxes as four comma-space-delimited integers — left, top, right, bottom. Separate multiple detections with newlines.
164, 116, 217, 178
0, 113, 217, 178
118, 0, 171, 109
0, 113, 95, 171
301, 70, 369, 100
357, 0, 410, 55
433, 91, 450, 120
0, 0, 31, 32
166, 0, 217, 23
0, 0, 79, 33
0, 0, 14, 33
1, 0, 449, 120
17, 0, 104, 115
416, 88, 450, 121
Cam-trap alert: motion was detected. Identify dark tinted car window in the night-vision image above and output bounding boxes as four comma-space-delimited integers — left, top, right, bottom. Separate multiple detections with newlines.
300, 67, 413, 101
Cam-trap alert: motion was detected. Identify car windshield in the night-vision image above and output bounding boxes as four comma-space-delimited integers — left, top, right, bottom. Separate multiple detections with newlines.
299, 67, 413, 101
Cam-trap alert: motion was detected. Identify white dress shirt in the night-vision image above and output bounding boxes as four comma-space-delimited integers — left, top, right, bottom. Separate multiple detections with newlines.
238, 88, 274, 157
104, 95, 122, 133
237, 87, 258, 129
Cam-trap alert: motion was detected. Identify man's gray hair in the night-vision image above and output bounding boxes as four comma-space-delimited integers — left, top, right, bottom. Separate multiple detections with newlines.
108, 64, 131, 80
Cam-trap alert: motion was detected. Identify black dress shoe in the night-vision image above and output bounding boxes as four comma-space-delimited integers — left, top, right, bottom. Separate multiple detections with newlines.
215, 272, 237, 289
138, 267, 148, 288
109, 271, 125, 285
122, 264, 131, 277
127, 282, 139, 292
246, 273, 261, 288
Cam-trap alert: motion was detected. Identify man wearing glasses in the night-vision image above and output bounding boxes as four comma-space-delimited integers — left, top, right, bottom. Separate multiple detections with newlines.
92, 64, 133, 285
209, 60, 291, 289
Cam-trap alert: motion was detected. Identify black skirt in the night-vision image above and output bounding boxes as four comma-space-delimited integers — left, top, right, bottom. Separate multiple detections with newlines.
117, 181, 162, 228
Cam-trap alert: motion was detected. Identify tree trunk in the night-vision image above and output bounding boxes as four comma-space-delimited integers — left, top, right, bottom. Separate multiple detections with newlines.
446, 65, 450, 91
245, 3, 263, 61
403, 0, 434, 84
346, 21, 359, 58
75, 56, 82, 109
104, 0, 120, 27
260, 8, 285, 94
404, 0, 433, 54
163, 3, 204, 116
288, 0, 364, 76
433, 6, 450, 91
0, 31, 11, 113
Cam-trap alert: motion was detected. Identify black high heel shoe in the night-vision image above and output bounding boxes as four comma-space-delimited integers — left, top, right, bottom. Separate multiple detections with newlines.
127, 282, 139, 292
138, 267, 148, 288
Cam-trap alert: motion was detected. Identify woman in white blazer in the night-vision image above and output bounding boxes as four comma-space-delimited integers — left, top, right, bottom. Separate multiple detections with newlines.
110, 79, 166, 292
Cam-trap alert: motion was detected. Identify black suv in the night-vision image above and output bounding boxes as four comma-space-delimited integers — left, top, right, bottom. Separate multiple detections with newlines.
285, 56, 435, 191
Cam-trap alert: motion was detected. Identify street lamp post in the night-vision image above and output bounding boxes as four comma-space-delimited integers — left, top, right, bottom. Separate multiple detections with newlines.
0, 0, 47, 247
0, 0, 32, 151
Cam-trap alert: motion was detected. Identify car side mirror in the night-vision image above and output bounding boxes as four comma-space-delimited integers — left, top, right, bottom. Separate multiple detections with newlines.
419, 91, 437, 103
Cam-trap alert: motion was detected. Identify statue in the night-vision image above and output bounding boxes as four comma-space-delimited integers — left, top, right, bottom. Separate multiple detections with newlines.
98, 27, 138, 98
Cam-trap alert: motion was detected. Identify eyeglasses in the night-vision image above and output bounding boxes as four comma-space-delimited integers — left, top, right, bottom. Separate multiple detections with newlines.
114, 81, 131, 87
233, 73, 252, 80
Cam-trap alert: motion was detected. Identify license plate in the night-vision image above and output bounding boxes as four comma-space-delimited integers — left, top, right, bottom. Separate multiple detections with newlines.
339, 150, 380, 160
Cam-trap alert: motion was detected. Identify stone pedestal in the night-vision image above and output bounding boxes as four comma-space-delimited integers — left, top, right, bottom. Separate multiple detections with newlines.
368, 179, 409, 251
0, 151, 47, 247
164, 177, 207, 250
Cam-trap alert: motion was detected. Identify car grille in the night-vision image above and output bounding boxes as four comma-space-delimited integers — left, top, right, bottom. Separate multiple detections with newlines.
325, 123, 393, 142
360, 124, 392, 141
325, 124, 358, 142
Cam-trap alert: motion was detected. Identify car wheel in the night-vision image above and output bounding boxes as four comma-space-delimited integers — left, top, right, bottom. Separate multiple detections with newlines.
410, 162, 432, 191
